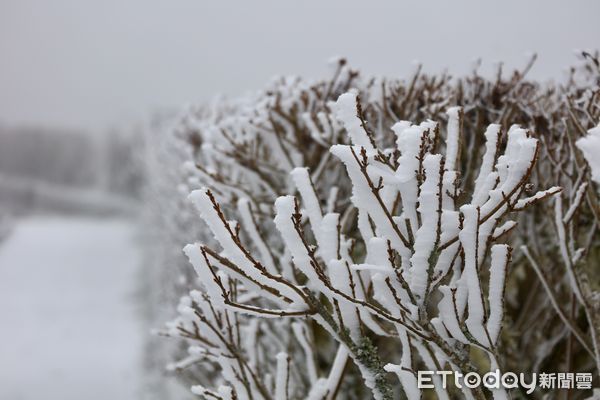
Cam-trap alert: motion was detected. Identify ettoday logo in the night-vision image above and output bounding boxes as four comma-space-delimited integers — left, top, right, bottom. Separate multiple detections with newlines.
417, 370, 593, 394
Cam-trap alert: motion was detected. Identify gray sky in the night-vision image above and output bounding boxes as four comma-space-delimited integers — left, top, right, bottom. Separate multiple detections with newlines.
1, 0, 599, 131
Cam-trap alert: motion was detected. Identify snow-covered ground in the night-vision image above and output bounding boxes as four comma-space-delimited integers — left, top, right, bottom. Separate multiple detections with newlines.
0, 217, 143, 400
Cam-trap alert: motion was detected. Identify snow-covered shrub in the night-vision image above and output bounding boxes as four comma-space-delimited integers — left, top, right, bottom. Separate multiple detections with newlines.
176, 92, 559, 399
151, 54, 600, 399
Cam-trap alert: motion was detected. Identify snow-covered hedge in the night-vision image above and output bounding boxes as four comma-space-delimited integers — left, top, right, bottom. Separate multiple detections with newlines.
149, 54, 600, 399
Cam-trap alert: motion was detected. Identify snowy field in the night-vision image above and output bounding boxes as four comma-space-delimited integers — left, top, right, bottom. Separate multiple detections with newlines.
0, 217, 143, 400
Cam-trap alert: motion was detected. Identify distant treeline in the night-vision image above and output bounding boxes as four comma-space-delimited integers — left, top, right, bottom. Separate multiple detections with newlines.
0, 126, 142, 214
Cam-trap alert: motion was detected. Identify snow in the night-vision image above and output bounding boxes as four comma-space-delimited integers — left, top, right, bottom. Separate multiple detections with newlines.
472, 124, 501, 205
563, 182, 588, 223
189, 188, 304, 304
409, 154, 442, 302
459, 205, 488, 345
291, 322, 318, 384
323, 347, 348, 398
445, 107, 462, 172
392, 124, 422, 229
0, 217, 142, 400
553, 196, 584, 303
486, 245, 509, 344
290, 168, 323, 227
183, 243, 226, 308
331, 144, 409, 255
437, 285, 469, 344
514, 186, 562, 210
576, 124, 600, 186
274, 195, 328, 294
334, 92, 376, 154
275, 352, 290, 400
237, 198, 277, 275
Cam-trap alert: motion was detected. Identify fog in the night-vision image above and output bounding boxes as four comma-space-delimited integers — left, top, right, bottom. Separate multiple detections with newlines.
1, 0, 599, 130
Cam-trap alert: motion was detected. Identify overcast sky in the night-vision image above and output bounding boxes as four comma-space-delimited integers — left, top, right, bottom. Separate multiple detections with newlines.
1, 0, 599, 131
